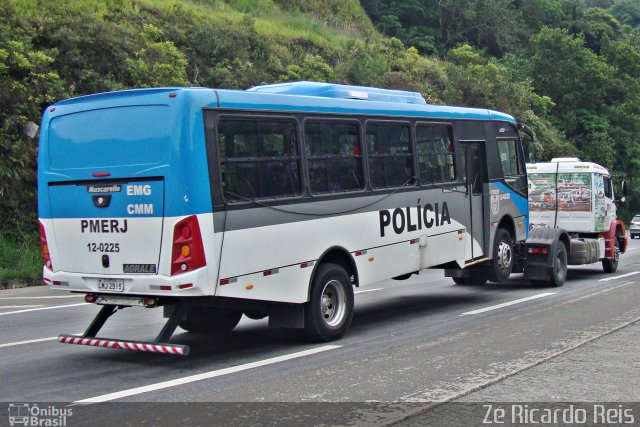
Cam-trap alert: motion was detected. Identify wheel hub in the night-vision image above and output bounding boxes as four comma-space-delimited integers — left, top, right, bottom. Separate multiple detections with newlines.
320, 280, 347, 327
497, 241, 512, 272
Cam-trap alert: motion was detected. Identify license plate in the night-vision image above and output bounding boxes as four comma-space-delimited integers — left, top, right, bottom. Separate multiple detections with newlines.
97, 279, 125, 292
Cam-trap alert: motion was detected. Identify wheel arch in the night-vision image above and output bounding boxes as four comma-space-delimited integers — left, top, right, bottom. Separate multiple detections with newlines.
489, 214, 516, 256
497, 215, 516, 239
307, 246, 359, 301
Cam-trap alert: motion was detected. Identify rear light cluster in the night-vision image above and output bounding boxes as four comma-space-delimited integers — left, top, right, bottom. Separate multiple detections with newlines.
39, 221, 53, 271
528, 246, 549, 255
171, 215, 206, 276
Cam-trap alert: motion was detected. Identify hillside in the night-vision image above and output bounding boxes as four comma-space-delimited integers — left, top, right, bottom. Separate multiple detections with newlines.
1, 0, 640, 283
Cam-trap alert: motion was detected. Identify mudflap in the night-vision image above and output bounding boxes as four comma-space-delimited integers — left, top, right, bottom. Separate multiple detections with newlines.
523, 228, 569, 282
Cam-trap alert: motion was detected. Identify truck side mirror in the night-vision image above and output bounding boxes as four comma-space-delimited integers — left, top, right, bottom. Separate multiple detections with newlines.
619, 180, 628, 203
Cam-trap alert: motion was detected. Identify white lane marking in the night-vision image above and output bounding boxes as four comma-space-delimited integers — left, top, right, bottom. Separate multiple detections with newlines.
0, 336, 58, 348
599, 271, 640, 282
0, 295, 83, 300
74, 345, 341, 404
627, 247, 636, 250
460, 293, 556, 316
0, 303, 87, 316
354, 288, 383, 295
0, 332, 84, 349
0, 305, 43, 310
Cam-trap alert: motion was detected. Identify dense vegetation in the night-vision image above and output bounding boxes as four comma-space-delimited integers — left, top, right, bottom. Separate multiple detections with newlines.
1, 0, 639, 282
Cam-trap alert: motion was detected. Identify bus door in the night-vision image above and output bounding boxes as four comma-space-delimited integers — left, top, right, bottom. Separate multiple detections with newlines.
461, 142, 487, 260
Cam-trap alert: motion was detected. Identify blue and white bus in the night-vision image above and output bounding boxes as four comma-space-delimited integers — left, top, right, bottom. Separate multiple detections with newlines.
38, 82, 534, 355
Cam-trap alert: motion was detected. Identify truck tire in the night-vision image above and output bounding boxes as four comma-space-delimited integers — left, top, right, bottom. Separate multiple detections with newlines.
541, 243, 568, 287
179, 307, 242, 334
488, 228, 513, 283
602, 248, 620, 273
304, 263, 354, 342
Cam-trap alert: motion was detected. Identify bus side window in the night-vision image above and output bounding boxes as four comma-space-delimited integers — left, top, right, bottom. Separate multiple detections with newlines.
305, 121, 363, 194
497, 139, 521, 176
416, 124, 455, 185
366, 122, 414, 189
217, 118, 302, 202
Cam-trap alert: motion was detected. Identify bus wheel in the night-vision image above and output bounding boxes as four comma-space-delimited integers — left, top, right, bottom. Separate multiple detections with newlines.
179, 307, 242, 334
452, 276, 487, 286
304, 263, 354, 342
488, 228, 513, 283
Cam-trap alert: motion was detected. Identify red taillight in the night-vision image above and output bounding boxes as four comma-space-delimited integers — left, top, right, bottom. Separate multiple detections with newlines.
528, 246, 549, 255
171, 216, 206, 276
39, 221, 53, 271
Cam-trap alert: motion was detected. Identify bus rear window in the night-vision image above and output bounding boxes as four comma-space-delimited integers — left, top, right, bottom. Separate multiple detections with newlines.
48, 106, 171, 169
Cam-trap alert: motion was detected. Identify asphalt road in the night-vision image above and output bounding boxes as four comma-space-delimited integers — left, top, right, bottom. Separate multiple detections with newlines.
1, 238, 639, 425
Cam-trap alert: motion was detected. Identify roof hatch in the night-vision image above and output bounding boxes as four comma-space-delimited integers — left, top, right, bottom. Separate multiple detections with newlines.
247, 81, 427, 105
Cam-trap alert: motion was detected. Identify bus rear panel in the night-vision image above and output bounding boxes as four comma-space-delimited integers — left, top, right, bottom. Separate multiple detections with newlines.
38, 88, 218, 298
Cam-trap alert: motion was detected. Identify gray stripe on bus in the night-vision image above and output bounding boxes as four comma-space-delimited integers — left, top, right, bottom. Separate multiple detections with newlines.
212, 188, 470, 233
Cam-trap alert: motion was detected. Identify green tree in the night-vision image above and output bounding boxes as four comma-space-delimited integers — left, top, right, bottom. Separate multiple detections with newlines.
280, 54, 335, 82
126, 24, 189, 87
610, 0, 640, 29
0, 36, 66, 238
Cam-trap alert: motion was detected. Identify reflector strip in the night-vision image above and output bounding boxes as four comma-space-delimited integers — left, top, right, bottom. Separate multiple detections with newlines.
220, 277, 237, 286
58, 335, 189, 356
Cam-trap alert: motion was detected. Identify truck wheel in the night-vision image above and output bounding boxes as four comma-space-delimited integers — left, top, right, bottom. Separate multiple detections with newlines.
179, 307, 242, 333
602, 247, 620, 273
488, 229, 513, 283
546, 243, 568, 287
304, 263, 354, 342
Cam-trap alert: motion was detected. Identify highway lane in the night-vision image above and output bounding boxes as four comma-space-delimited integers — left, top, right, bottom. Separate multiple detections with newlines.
0, 239, 639, 422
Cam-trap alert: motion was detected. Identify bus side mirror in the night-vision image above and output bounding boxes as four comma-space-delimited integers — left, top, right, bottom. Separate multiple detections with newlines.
517, 123, 536, 164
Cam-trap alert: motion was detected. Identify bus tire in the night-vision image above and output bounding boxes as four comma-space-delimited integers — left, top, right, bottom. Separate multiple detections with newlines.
304, 263, 354, 342
179, 307, 242, 334
488, 228, 513, 283
452, 276, 487, 286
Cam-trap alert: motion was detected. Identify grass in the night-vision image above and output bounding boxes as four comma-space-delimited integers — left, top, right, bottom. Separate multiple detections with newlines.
0, 233, 42, 286
137, 0, 375, 51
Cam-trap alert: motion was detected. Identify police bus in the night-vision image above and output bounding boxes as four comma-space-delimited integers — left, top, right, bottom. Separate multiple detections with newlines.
38, 82, 534, 355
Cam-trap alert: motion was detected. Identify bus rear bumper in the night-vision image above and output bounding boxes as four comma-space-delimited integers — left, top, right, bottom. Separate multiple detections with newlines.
42, 267, 214, 297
